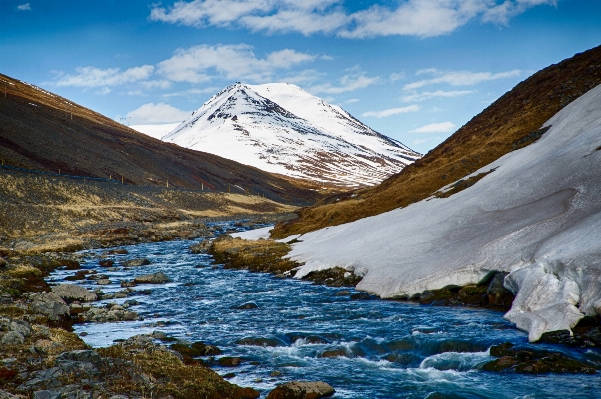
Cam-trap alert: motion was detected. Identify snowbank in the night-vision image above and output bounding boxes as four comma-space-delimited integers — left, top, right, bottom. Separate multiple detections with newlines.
285, 84, 601, 341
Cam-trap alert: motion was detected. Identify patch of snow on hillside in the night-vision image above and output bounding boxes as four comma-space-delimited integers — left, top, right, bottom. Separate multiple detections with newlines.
285, 83, 601, 342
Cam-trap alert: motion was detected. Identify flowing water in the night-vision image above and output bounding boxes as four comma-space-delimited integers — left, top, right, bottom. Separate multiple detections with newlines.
48, 222, 601, 399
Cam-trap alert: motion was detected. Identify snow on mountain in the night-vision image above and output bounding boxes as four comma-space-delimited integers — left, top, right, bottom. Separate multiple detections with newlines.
131, 123, 180, 140
162, 83, 420, 187
238, 83, 601, 342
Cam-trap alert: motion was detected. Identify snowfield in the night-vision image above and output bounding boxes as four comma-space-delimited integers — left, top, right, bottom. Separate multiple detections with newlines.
161, 83, 420, 187
239, 84, 601, 342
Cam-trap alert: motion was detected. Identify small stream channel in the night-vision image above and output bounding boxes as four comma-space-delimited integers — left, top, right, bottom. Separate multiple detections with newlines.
47, 221, 601, 398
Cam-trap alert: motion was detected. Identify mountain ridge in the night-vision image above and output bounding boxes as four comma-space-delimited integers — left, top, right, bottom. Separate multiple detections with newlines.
162, 82, 420, 188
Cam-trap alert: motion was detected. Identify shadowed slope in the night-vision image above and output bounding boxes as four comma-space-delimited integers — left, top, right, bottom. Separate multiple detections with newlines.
272, 44, 601, 238
0, 74, 323, 205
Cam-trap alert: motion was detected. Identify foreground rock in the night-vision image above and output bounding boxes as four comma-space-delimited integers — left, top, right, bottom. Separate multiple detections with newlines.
28, 292, 69, 322
483, 342, 597, 374
133, 272, 172, 284
266, 381, 335, 399
51, 283, 97, 302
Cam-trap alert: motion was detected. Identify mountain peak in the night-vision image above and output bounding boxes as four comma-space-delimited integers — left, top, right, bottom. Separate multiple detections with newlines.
163, 83, 420, 187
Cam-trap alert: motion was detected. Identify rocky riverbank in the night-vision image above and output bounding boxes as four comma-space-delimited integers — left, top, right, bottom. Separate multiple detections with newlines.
0, 215, 337, 399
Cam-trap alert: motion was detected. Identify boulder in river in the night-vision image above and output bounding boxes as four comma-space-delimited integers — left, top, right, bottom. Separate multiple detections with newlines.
483, 342, 597, 374
266, 381, 335, 399
51, 284, 97, 302
122, 258, 151, 267
234, 302, 259, 310
133, 272, 172, 284
236, 337, 287, 347
218, 357, 242, 367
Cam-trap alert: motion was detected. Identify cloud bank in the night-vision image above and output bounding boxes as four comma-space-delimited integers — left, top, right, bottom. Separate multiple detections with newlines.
150, 0, 557, 38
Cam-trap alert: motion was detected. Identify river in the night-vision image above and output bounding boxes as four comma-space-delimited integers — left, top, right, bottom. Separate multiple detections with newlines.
47, 221, 601, 399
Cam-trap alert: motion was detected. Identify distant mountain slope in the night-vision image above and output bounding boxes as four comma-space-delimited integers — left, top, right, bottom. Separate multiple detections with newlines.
0, 74, 323, 205
162, 83, 420, 187
272, 44, 601, 237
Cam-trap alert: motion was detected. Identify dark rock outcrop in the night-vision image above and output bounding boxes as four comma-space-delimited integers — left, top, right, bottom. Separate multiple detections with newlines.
266, 381, 335, 399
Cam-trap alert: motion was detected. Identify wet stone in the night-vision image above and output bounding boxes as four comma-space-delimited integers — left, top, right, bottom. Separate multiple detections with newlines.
218, 357, 242, 367
266, 381, 335, 399
234, 302, 259, 310
483, 342, 597, 374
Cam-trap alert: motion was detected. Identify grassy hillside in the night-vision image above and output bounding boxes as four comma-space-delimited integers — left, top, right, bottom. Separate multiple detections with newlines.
0, 170, 295, 253
271, 44, 601, 238
0, 73, 325, 205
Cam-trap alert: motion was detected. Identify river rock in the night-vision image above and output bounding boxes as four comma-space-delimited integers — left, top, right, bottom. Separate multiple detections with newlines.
96, 279, 111, 285
234, 302, 259, 310
236, 337, 286, 347
483, 342, 597, 374
29, 292, 69, 321
51, 284, 97, 302
99, 259, 114, 267
56, 350, 101, 366
133, 272, 172, 284
319, 349, 347, 358
122, 258, 151, 267
0, 389, 21, 399
218, 356, 242, 367
190, 240, 211, 254
266, 381, 335, 399
1, 331, 25, 345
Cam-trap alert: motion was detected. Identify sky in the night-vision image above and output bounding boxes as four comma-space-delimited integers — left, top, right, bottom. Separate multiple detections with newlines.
1, 0, 601, 154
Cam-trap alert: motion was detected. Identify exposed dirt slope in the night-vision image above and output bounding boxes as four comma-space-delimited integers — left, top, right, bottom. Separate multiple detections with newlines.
0, 74, 324, 205
271, 44, 601, 238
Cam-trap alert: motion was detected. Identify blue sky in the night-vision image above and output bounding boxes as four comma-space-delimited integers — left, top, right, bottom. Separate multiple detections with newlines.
2, 0, 600, 153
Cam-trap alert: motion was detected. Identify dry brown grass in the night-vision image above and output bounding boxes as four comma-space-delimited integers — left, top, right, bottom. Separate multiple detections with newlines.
271, 45, 601, 238
0, 172, 295, 252
210, 236, 300, 274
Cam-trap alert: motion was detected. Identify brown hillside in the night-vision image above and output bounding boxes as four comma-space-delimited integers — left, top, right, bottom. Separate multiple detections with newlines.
271, 44, 601, 238
0, 74, 323, 205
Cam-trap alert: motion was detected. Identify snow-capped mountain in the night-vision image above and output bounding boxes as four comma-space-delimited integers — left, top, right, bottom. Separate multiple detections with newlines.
161, 83, 420, 187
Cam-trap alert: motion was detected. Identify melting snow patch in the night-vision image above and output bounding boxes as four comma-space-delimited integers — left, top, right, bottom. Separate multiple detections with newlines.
285, 83, 601, 341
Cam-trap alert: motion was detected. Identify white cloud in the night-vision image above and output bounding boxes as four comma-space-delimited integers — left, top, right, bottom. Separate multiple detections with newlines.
161, 87, 221, 98
412, 136, 442, 145
483, 0, 557, 24
140, 80, 172, 89
310, 69, 379, 94
17, 3, 31, 11
157, 44, 317, 83
409, 121, 456, 133
401, 90, 473, 102
54, 65, 154, 87
126, 102, 192, 124
389, 72, 406, 82
362, 105, 420, 118
345, 98, 359, 103
150, 0, 556, 38
280, 69, 326, 85
403, 69, 521, 90
95, 87, 111, 95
